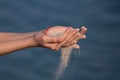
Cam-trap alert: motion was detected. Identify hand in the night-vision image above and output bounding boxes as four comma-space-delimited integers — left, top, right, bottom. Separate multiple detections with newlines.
44, 26, 87, 49
33, 27, 79, 50
62, 26, 87, 47
77, 26, 87, 41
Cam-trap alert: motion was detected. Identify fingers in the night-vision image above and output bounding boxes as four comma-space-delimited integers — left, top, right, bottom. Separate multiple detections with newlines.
56, 28, 79, 50
72, 26, 87, 41
41, 26, 87, 51
67, 26, 87, 43
75, 34, 86, 41
41, 27, 73, 50
42, 27, 73, 43
62, 40, 77, 47
71, 44, 80, 49
65, 29, 80, 43
60, 26, 87, 48
59, 27, 73, 41
43, 43, 58, 50
80, 26, 87, 35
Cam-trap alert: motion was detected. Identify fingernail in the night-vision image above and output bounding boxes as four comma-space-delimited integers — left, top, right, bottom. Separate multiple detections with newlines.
81, 26, 86, 29
76, 45, 80, 49
74, 41, 77, 43
83, 35, 86, 38
82, 26, 87, 31
74, 45, 80, 49
84, 28, 87, 31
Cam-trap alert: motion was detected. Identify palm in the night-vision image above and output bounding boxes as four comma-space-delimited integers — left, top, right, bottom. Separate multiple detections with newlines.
45, 26, 78, 48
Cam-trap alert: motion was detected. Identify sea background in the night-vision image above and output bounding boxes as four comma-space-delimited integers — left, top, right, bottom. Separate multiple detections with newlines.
0, 0, 120, 80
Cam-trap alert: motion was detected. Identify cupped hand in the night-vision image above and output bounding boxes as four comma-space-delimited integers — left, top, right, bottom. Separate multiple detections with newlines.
61, 26, 87, 47
33, 27, 78, 50
44, 26, 87, 49
33, 26, 87, 50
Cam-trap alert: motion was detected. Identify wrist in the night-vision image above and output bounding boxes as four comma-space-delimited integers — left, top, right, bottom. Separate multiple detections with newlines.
31, 31, 43, 47
26, 31, 39, 47
32, 34, 39, 47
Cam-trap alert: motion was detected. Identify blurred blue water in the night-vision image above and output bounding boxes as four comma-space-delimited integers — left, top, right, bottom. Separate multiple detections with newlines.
0, 0, 120, 80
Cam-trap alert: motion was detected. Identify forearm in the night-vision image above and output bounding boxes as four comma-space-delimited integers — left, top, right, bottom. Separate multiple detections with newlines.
0, 36, 37, 56
0, 32, 37, 41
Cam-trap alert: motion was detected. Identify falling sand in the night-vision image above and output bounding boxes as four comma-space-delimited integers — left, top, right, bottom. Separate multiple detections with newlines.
55, 46, 73, 80
54, 42, 81, 80
45, 26, 80, 80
